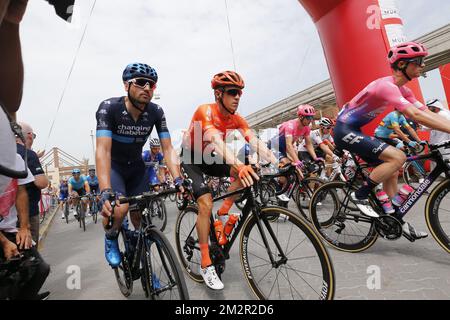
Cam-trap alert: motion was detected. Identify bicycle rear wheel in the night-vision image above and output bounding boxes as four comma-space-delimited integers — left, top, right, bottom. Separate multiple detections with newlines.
425, 179, 450, 253
309, 181, 378, 253
240, 206, 335, 300
175, 206, 203, 283
113, 228, 133, 297
141, 228, 189, 300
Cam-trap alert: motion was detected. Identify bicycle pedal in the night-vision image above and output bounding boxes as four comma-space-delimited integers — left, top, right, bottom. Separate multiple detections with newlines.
402, 232, 416, 243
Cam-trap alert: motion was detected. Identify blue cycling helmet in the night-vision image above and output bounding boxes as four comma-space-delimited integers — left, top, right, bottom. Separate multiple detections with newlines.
122, 63, 158, 82
72, 169, 81, 174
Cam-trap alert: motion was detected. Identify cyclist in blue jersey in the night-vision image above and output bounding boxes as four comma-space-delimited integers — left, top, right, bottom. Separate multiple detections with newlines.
374, 110, 424, 150
86, 168, 100, 215
142, 138, 165, 189
68, 169, 90, 219
96, 63, 185, 268
59, 178, 69, 219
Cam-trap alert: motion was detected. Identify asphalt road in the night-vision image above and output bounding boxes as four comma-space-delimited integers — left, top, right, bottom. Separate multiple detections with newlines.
39, 194, 450, 300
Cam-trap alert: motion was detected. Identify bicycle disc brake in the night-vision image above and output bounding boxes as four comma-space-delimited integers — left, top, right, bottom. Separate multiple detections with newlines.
375, 215, 402, 240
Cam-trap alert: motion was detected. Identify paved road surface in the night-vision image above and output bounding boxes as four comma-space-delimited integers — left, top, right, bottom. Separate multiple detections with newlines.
40, 195, 450, 300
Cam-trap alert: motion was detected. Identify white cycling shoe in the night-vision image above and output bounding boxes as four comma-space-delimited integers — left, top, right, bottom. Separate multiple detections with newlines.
277, 194, 290, 202
402, 222, 428, 241
350, 192, 379, 218
200, 265, 224, 290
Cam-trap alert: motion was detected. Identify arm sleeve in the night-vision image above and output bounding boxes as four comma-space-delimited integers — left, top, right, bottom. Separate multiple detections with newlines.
403, 87, 427, 111
27, 151, 45, 176
96, 101, 114, 138
155, 106, 171, 140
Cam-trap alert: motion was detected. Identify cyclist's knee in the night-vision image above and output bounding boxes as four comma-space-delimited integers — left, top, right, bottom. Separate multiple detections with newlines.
197, 194, 213, 214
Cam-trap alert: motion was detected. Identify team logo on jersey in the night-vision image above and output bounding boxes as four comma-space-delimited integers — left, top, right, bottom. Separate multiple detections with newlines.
103, 100, 111, 104
122, 110, 128, 116
98, 109, 108, 115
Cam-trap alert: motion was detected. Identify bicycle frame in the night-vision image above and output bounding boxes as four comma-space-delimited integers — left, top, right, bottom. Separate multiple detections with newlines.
397, 150, 450, 216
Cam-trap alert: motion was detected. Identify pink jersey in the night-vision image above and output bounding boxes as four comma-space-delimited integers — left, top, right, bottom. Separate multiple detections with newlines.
279, 119, 311, 142
337, 76, 426, 128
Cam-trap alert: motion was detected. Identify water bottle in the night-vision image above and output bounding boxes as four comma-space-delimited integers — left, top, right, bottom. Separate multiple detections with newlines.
214, 219, 227, 245
376, 191, 395, 214
392, 185, 414, 207
224, 214, 239, 237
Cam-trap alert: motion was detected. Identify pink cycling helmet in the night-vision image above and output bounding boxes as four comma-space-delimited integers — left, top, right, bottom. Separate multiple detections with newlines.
387, 41, 428, 64
297, 104, 316, 117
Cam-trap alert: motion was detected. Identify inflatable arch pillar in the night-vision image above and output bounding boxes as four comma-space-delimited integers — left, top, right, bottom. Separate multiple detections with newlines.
298, 0, 424, 134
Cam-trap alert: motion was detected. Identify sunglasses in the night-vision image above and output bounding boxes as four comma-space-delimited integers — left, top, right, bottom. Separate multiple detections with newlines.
130, 78, 156, 89
225, 88, 243, 97
303, 116, 314, 120
407, 57, 425, 66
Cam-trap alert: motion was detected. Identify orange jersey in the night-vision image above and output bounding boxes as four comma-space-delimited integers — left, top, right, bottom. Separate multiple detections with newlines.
183, 103, 251, 151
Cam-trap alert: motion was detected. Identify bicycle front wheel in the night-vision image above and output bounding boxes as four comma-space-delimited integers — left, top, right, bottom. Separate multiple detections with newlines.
309, 181, 378, 253
425, 179, 450, 253
141, 228, 189, 300
114, 228, 133, 297
294, 177, 324, 221
149, 199, 167, 232
240, 206, 335, 300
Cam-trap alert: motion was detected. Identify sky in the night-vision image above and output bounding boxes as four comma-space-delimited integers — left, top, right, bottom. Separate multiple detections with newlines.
16, 0, 450, 165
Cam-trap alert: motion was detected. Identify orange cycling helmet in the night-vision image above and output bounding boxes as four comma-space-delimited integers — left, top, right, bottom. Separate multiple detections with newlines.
211, 71, 245, 90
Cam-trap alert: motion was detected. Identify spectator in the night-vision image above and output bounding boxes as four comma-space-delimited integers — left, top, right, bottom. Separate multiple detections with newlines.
16, 122, 48, 247
0, 154, 50, 300
426, 99, 450, 172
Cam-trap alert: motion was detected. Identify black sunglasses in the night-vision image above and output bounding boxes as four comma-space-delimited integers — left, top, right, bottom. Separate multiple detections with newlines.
0, 103, 28, 179
225, 88, 243, 97
130, 78, 156, 89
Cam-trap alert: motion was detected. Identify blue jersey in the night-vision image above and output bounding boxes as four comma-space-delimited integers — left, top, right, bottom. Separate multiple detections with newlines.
374, 111, 409, 138
86, 175, 99, 192
59, 183, 69, 196
68, 176, 87, 190
142, 151, 164, 167
95, 97, 170, 164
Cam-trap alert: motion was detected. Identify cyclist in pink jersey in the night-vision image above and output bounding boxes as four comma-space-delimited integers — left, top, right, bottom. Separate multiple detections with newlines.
334, 41, 450, 240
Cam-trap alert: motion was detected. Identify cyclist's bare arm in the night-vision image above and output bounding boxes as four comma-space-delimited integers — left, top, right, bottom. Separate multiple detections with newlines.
319, 143, 334, 158
405, 125, 421, 143
160, 137, 182, 179
96, 137, 112, 192
305, 136, 318, 160
403, 106, 450, 135
285, 135, 301, 163
392, 125, 412, 143
84, 181, 91, 194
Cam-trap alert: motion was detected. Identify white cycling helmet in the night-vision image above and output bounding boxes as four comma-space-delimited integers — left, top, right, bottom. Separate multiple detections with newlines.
319, 117, 334, 127
149, 138, 160, 147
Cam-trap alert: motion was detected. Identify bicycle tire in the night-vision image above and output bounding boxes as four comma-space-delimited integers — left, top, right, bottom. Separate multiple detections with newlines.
293, 177, 325, 221
113, 228, 133, 297
64, 202, 69, 224
149, 199, 167, 232
80, 204, 86, 232
141, 228, 189, 300
39, 211, 46, 224
240, 206, 335, 300
309, 181, 379, 253
175, 206, 203, 283
425, 179, 450, 253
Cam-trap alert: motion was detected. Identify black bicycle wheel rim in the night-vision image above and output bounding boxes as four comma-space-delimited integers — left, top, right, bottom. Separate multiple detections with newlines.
114, 228, 133, 296
425, 179, 450, 253
175, 206, 203, 283
143, 228, 189, 300
309, 181, 378, 253
240, 206, 335, 300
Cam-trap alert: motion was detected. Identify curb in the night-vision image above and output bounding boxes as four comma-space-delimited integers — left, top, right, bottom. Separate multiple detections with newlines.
38, 206, 59, 250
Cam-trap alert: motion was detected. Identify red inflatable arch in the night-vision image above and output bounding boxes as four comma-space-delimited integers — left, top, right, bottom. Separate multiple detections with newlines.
298, 0, 424, 134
